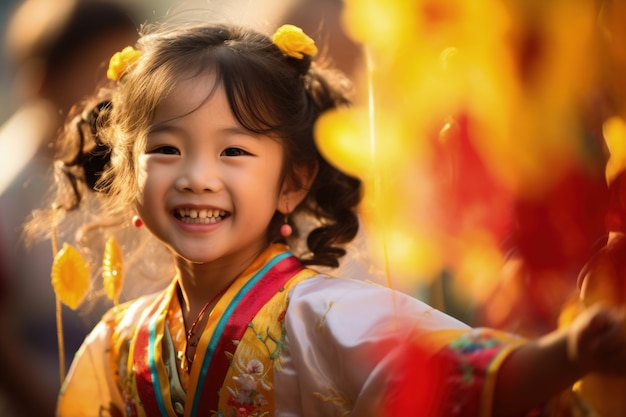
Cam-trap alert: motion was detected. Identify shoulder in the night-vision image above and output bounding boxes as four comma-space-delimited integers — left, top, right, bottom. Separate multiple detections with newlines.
70, 292, 163, 372
286, 273, 470, 337
276, 273, 472, 415
103, 291, 161, 320
98, 291, 162, 340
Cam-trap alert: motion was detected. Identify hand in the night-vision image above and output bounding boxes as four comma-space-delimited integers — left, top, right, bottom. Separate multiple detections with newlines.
566, 304, 626, 375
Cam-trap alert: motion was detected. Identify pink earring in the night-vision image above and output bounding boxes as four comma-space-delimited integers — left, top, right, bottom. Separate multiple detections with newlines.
280, 214, 293, 238
132, 215, 143, 228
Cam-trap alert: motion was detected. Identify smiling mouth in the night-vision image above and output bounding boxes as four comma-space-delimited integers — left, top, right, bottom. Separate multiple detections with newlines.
174, 208, 229, 224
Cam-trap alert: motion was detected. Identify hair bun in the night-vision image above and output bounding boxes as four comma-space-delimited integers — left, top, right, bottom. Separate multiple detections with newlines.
289, 54, 312, 76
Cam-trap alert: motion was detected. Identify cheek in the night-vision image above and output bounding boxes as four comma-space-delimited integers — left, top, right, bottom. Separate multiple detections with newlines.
237, 174, 282, 222
134, 158, 163, 220
136, 156, 148, 192
135, 157, 170, 203
134, 178, 161, 234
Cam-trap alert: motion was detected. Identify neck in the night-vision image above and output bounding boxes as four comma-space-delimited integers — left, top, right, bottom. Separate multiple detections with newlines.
174, 245, 268, 318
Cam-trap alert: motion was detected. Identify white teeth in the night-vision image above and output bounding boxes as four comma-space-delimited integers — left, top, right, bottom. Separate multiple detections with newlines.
176, 208, 226, 224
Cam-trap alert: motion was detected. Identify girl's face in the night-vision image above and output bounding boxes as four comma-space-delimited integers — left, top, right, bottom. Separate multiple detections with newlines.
135, 73, 287, 267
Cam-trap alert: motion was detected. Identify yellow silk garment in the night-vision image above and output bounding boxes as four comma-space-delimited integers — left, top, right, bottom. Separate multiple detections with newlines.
57, 244, 315, 417
58, 242, 580, 417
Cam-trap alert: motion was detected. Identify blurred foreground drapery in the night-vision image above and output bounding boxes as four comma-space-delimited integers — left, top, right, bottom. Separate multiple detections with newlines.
316, 0, 625, 336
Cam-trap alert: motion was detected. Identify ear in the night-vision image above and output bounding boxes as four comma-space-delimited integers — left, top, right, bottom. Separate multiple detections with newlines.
277, 162, 318, 214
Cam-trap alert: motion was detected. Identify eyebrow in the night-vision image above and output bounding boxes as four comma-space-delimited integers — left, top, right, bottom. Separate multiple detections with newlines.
147, 122, 177, 134
147, 121, 255, 137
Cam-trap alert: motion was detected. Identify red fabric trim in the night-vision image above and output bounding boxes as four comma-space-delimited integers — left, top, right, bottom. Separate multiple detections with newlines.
133, 298, 165, 416
196, 255, 303, 415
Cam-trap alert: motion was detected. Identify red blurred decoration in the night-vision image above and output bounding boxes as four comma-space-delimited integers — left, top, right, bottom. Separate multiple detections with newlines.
430, 111, 610, 334
432, 113, 513, 252
605, 171, 626, 234
380, 340, 457, 416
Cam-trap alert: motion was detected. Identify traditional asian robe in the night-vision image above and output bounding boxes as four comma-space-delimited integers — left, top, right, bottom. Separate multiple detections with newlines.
56, 244, 562, 417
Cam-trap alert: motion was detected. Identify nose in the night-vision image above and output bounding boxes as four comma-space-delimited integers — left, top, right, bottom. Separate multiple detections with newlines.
175, 155, 223, 193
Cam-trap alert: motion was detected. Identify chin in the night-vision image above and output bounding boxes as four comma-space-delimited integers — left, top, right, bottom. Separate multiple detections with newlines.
172, 250, 216, 265
181, 254, 215, 264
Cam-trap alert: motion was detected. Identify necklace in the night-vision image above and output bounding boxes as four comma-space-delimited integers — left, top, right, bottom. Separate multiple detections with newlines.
184, 283, 232, 367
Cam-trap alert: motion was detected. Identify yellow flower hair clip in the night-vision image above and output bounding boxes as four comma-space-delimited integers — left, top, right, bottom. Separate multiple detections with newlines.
272, 24, 318, 59
107, 46, 142, 81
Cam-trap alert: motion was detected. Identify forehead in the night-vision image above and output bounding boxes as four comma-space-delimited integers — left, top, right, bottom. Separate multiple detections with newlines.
152, 71, 222, 125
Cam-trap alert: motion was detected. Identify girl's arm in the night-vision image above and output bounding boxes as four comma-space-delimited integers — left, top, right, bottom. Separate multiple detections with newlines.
493, 305, 626, 417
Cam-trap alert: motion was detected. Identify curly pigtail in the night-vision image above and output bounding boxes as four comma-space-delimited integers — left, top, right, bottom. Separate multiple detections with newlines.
298, 64, 362, 268
53, 94, 113, 213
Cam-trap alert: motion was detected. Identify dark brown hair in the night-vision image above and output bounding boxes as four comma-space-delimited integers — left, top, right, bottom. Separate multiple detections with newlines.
39, 22, 362, 269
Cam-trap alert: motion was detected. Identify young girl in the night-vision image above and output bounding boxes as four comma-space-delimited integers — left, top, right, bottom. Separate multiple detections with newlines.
34, 19, 626, 417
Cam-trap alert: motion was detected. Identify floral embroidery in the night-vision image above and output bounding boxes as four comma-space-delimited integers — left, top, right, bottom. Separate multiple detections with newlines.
447, 332, 503, 383
248, 309, 288, 363
316, 301, 335, 334
221, 309, 288, 416
446, 331, 504, 387
449, 331, 501, 353
418, 330, 510, 416
224, 358, 271, 417
313, 388, 352, 417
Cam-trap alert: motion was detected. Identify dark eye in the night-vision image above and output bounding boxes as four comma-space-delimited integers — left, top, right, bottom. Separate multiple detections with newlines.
222, 147, 249, 157
149, 146, 180, 155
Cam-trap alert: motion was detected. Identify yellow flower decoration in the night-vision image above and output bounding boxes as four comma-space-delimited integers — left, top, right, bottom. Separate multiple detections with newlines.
272, 24, 318, 59
107, 46, 142, 81
102, 236, 124, 305
51, 243, 89, 310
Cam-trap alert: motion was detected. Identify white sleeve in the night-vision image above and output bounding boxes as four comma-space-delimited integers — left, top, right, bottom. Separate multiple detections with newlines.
56, 320, 123, 417
275, 274, 470, 417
